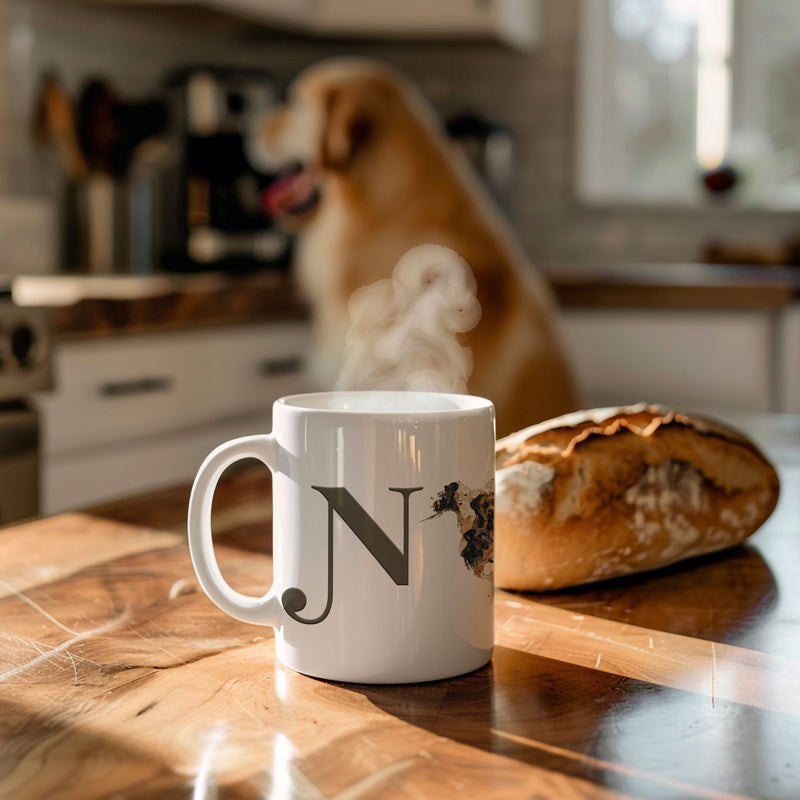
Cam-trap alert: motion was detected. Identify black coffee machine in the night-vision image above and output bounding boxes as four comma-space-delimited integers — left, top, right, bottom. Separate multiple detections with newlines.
160, 66, 291, 272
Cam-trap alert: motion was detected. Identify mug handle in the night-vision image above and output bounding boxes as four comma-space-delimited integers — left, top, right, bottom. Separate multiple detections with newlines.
187, 434, 283, 626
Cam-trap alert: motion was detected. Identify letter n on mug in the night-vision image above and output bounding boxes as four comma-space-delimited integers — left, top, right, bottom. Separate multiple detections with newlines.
188, 391, 495, 684
282, 486, 423, 624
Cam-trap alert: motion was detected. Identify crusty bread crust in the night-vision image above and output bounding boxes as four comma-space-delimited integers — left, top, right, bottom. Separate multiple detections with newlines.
495, 404, 780, 591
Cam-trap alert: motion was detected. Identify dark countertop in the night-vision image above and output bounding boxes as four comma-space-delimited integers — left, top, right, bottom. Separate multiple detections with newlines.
545, 261, 800, 309
10, 270, 310, 342
9, 261, 800, 343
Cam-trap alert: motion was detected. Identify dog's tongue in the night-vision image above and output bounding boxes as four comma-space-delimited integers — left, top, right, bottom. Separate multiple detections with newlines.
261, 166, 319, 218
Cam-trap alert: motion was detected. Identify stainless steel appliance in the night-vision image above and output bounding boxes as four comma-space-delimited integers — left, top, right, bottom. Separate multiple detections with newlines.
0, 290, 50, 524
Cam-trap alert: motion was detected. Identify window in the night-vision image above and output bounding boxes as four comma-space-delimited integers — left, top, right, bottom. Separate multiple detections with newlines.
577, 0, 800, 208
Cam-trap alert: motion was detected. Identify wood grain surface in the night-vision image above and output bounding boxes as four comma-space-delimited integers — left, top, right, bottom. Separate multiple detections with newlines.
45, 271, 309, 342
547, 262, 800, 310
1, 419, 799, 799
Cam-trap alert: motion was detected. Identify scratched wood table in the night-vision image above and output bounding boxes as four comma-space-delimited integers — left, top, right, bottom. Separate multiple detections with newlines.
1, 412, 799, 799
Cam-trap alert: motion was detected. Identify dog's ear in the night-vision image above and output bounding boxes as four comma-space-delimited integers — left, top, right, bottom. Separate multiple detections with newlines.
321, 88, 373, 169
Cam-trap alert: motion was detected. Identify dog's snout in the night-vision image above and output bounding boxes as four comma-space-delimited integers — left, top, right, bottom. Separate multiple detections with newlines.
245, 108, 290, 172
259, 108, 287, 145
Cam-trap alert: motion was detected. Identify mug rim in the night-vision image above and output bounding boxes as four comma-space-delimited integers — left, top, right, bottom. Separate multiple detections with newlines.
275, 390, 494, 416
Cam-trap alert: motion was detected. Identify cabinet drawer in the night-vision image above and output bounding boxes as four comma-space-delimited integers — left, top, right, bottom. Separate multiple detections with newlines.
35, 321, 312, 456
560, 309, 774, 412
778, 305, 800, 414
41, 411, 276, 514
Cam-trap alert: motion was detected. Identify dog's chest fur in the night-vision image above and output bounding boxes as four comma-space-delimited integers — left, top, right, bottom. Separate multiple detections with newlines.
296, 197, 349, 304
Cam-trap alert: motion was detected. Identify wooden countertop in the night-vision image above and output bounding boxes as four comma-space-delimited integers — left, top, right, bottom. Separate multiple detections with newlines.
1, 411, 799, 798
546, 262, 800, 309
10, 270, 310, 342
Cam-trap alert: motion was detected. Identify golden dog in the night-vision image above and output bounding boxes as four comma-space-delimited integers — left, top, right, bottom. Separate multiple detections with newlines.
254, 58, 578, 436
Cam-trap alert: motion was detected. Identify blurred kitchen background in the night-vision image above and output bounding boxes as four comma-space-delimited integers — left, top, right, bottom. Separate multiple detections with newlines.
1, 0, 799, 521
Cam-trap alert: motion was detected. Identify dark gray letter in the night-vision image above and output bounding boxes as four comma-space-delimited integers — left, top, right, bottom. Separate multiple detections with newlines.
281, 486, 423, 625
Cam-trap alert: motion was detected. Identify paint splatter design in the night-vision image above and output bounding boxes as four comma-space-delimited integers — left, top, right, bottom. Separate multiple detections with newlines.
431, 480, 494, 579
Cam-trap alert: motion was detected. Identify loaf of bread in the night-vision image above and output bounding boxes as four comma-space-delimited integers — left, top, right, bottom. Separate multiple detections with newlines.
494, 404, 780, 591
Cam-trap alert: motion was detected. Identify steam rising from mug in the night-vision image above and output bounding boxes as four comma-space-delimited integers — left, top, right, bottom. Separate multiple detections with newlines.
336, 244, 481, 394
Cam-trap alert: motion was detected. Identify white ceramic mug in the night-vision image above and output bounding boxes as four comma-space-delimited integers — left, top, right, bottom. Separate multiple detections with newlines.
187, 390, 495, 684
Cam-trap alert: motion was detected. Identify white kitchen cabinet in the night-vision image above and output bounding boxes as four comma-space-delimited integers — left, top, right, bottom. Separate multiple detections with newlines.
34, 320, 313, 513
42, 410, 275, 515
777, 304, 800, 415
291, 0, 539, 49
559, 308, 777, 413
86, 0, 539, 49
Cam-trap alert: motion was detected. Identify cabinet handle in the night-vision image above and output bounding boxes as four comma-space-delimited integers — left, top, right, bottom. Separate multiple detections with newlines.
258, 356, 303, 377
99, 376, 173, 398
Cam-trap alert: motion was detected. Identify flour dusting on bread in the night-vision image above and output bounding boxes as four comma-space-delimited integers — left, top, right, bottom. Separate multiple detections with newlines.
496, 461, 555, 521
624, 460, 708, 516
336, 244, 481, 393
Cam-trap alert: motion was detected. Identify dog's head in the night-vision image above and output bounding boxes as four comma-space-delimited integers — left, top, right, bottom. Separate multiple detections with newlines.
250, 59, 434, 225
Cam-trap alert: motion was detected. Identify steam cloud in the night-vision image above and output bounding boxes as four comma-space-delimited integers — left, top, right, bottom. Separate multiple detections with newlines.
336, 244, 481, 394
